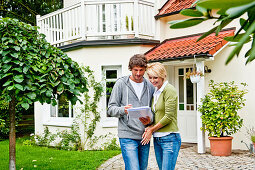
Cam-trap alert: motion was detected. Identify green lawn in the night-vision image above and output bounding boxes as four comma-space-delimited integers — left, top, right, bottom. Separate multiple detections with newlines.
0, 138, 121, 169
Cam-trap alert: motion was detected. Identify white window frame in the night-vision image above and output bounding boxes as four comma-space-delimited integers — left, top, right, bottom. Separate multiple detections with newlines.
50, 100, 74, 118
176, 66, 197, 112
101, 65, 122, 128
43, 98, 74, 127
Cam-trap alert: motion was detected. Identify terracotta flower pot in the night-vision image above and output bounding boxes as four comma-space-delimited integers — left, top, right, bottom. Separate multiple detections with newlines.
209, 136, 233, 156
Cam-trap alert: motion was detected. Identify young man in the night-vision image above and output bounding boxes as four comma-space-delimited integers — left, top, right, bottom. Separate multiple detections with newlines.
107, 54, 154, 170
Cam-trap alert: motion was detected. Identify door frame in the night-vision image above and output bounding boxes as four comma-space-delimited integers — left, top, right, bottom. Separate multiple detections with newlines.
174, 65, 198, 143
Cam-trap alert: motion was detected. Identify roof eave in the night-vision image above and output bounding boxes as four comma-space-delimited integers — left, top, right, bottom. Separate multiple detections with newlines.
155, 7, 195, 20
148, 53, 213, 63
58, 38, 160, 52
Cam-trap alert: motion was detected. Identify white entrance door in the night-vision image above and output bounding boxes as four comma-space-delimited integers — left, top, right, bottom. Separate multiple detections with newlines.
175, 66, 197, 143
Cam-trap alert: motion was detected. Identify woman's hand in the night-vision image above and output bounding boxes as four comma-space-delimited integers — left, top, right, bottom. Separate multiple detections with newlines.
145, 126, 152, 132
141, 127, 153, 145
141, 123, 163, 145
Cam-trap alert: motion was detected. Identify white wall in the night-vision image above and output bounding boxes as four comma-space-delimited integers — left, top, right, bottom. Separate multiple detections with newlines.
35, 44, 156, 148
64, 0, 79, 8
204, 43, 255, 150
160, 10, 239, 41
34, 102, 44, 135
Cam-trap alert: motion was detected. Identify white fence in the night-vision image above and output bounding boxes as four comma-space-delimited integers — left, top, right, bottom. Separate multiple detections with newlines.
36, 0, 155, 46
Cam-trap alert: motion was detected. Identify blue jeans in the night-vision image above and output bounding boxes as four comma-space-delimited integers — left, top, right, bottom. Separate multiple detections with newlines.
153, 133, 181, 170
119, 138, 150, 170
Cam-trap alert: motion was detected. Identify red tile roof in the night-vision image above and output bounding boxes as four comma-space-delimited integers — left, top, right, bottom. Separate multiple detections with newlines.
145, 29, 235, 62
156, 0, 197, 18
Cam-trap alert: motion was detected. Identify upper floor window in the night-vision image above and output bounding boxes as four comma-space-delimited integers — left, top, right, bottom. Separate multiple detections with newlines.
50, 94, 73, 118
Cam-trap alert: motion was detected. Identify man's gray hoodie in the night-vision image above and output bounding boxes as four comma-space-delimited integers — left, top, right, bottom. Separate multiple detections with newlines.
107, 76, 154, 140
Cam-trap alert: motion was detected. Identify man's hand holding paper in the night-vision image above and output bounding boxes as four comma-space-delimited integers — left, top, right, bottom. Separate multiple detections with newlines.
124, 104, 132, 114
139, 116, 151, 125
127, 106, 153, 125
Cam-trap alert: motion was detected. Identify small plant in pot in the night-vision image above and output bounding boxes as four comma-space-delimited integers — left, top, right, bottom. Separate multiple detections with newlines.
198, 80, 248, 156
185, 68, 204, 83
246, 126, 255, 150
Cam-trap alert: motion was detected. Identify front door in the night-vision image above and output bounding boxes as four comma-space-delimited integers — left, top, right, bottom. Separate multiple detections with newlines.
175, 66, 197, 143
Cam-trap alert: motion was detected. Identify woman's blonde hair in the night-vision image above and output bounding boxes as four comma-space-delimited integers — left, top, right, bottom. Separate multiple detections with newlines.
146, 62, 167, 81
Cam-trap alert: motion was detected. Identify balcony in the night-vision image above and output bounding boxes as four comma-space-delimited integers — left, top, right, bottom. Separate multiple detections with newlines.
36, 0, 155, 46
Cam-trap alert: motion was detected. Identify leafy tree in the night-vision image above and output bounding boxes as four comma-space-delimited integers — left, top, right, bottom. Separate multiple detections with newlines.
0, 0, 63, 25
0, 18, 87, 170
169, 0, 255, 64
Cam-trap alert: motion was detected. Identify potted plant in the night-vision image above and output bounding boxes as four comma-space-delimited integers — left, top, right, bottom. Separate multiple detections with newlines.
198, 80, 248, 156
185, 68, 204, 83
246, 127, 255, 150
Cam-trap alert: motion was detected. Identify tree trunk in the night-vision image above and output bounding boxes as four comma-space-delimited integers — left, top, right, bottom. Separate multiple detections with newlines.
9, 96, 16, 170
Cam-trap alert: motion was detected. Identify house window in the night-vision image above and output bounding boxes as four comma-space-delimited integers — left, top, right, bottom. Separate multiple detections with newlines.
178, 68, 184, 110
186, 68, 194, 111
50, 94, 73, 118
102, 65, 121, 127
178, 67, 196, 111
103, 66, 121, 107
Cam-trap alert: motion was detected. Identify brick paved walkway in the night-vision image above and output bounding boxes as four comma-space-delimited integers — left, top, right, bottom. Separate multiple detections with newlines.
98, 145, 255, 170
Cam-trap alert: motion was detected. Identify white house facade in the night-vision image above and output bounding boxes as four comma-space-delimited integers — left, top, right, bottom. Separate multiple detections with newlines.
35, 0, 255, 152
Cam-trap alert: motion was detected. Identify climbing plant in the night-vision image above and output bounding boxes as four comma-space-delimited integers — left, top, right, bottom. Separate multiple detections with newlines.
77, 66, 104, 149
30, 66, 110, 151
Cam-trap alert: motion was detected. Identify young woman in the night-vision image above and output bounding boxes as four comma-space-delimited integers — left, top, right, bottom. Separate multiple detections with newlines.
141, 62, 181, 170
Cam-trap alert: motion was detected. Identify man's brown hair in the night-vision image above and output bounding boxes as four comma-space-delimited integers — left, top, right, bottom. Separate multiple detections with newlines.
128, 54, 148, 70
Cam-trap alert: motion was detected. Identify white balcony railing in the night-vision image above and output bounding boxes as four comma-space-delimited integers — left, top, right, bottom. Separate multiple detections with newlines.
36, 0, 155, 46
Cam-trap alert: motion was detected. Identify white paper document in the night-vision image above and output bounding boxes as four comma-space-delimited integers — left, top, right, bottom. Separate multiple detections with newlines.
127, 106, 152, 119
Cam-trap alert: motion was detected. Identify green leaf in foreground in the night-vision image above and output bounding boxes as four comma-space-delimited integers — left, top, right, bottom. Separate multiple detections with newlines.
180, 9, 204, 17
197, 0, 254, 9
226, 20, 255, 64
225, 2, 255, 19
245, 36, 255, 64
169, 18, 206, 29
224, 33, 251, 43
